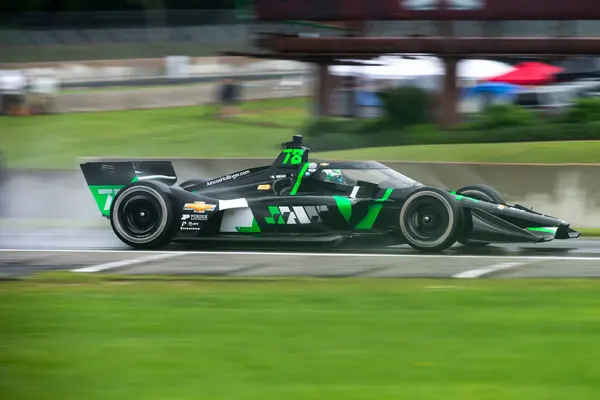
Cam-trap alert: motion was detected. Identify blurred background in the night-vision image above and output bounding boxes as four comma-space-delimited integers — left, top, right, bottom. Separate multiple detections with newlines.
1, 0, 599, 121
4, 3, 600, 400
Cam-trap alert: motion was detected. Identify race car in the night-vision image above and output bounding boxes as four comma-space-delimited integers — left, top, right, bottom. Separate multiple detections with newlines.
80, 135, 580, 252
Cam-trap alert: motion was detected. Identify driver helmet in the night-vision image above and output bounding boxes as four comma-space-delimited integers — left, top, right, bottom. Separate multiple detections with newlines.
323, 169, 345, 184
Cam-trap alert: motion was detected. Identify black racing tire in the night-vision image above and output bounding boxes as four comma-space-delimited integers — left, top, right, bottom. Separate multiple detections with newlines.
274, 178, 293, 195
399, 187, 462, 253
455, 184, 504, 204
110, 181, 175, 249
455, 184, 504, 247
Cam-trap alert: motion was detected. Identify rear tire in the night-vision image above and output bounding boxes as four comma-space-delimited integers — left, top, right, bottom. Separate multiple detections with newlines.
400, 187, 462, 253
455, 184, 504, 247
110, 181, 175, 249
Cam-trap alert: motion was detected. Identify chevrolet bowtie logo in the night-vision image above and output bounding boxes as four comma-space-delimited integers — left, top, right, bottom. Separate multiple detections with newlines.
183, 202, 217, 213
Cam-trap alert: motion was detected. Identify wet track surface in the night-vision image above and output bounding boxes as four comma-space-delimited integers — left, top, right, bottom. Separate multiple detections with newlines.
2, 228, 600, 279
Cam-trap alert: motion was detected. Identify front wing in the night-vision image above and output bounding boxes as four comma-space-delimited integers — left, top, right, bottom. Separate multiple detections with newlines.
460, 202, 580, 244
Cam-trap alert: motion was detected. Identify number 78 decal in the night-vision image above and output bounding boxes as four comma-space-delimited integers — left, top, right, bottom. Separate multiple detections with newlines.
281, 149, 305, 165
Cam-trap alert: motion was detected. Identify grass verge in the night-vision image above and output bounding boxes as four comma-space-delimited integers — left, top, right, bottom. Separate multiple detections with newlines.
317, 140, 600, 164
2, 277, 600, 399
4, 98, 600, 167
0, 98, 309, 168
4, 100, 600, 168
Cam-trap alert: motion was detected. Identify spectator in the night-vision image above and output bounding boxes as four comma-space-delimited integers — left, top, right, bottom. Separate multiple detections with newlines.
28, 71, 59, 114
218, 78, 241, 117
0, 70, 7, 115
0, 70, 27, 116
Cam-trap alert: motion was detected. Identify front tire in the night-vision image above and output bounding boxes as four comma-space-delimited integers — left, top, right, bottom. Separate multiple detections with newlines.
455, 184, 504, 204
110, 181, 175, 249
455, 184, 504, 247
399, 187, 462, 252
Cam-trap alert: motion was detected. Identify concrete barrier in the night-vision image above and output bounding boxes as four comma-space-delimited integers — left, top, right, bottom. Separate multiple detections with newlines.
0, 56, 310, 83
3, 159, 600, 227
56, 79, 312, 113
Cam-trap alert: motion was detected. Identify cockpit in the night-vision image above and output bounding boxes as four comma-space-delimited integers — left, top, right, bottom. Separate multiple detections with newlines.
313, 166, 421, 190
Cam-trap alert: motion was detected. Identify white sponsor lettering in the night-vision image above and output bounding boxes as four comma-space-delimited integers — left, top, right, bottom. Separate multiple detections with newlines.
206, 170, 251, 186
180, 214, 207, 231
97, 188, 120, 211
180, 226, 202, 231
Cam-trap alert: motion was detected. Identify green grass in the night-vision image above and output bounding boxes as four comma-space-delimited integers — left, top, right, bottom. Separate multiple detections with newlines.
0, 98, 310, 168
576, 228, 600, 237
3, 277, 600, 399
318, 140, 600, 164
3, 101, 600, 168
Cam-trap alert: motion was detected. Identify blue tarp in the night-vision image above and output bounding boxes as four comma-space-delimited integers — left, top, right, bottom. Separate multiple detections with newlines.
356, 90, 383, 107
462, 82, 523, 98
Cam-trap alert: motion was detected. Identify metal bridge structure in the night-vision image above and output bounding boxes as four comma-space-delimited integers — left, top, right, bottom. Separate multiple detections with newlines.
230, 0, 600, 126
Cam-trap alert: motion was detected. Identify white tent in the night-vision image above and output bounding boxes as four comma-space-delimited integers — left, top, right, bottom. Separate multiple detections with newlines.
330, 55, 514, 81
458, 59, 515, 80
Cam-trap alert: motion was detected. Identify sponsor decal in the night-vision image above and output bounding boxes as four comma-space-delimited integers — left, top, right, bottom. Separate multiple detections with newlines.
257, 184, 272, 191
95, 188, 120, 211
270, 174, 288, 179
182, 214, 208, 221
180, 220, 202, 231
497, 204, 505, 210
265, 205, 329, 225
183, 202, 216, 213
206, 170, 250, 186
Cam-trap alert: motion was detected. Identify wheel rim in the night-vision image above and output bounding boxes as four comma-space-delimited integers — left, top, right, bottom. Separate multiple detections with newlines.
121, 195, 162, 237
113, 187, 169, 244
405, 200, 450, 243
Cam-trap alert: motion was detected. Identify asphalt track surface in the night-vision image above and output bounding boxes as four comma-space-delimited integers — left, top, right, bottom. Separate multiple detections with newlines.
2, 227, 600, 279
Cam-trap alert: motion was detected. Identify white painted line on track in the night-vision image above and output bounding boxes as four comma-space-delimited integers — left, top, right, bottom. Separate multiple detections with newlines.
453, 262, 525, 279
72, 253, 184, 273
2, 248, 600, 261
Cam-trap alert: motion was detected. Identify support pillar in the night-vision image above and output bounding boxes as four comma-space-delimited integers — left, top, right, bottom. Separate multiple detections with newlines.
345, 75, 357, 118
438, 56, 461, 129
315, 62, 333, 117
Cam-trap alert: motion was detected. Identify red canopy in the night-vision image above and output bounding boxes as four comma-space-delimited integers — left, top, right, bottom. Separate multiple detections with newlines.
486, 62, 564, 85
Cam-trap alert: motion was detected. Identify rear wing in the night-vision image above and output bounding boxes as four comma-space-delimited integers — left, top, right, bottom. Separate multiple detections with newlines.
80, 160, 176, 217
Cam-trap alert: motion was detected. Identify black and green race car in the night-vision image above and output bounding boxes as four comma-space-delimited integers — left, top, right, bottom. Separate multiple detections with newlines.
80, 135, 580, 252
